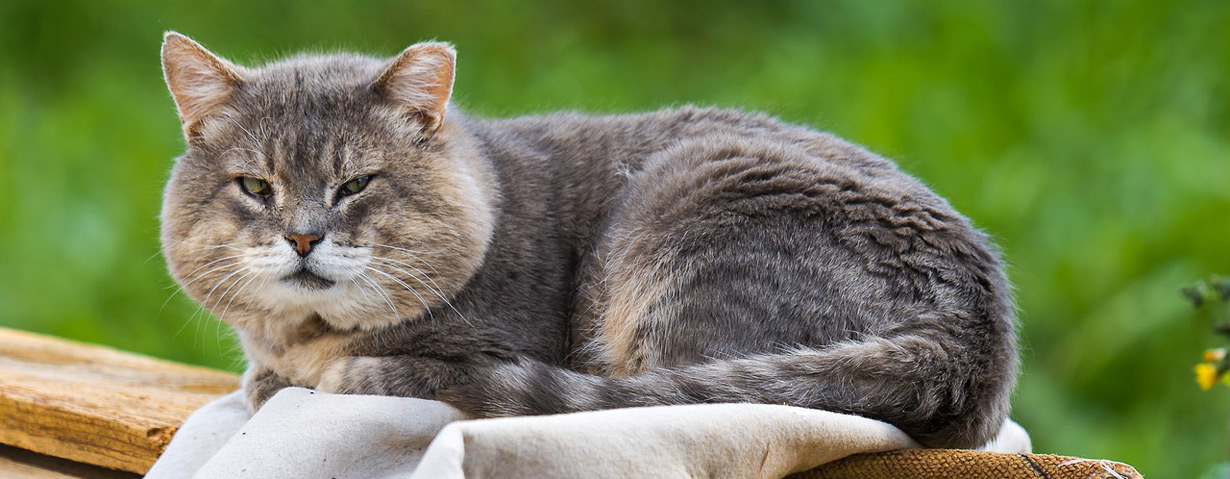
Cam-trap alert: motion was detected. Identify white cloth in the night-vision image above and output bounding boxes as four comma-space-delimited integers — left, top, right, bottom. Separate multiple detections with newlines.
146, 388, 1030, 479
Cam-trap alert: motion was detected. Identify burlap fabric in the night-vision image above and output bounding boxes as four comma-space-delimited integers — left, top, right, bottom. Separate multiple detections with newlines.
793, 450, 1142, 479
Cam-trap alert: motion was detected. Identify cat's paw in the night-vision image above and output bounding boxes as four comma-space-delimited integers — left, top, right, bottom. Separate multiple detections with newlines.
242, 367, 292, 413
316, 356, 385, 395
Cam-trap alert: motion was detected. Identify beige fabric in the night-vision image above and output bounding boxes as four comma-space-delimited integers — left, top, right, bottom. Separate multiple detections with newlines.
410, 403, 917, 479
147, 387, 1029, 479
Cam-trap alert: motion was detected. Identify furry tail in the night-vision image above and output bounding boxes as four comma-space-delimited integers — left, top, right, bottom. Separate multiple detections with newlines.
438, 334, 1015, 449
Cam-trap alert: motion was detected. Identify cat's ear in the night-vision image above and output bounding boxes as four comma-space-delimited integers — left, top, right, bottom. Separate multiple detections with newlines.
161, 32, 244, 140
372, 42, 456, 134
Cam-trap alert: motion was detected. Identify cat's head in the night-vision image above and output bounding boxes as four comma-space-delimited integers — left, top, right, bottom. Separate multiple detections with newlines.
159, 32, 495, 333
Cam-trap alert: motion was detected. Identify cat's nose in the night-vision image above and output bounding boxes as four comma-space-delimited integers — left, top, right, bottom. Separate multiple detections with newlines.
285, 233, 322, 257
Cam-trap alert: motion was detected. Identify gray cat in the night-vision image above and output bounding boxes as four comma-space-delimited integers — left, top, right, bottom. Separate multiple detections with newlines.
159, 32, 1017, 449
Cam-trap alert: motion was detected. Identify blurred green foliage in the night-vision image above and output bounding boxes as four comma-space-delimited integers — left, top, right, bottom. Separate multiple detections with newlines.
1, 1, 1227, 476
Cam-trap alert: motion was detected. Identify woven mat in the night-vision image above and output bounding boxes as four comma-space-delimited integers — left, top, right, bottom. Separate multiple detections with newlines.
792, 450, 1142, 479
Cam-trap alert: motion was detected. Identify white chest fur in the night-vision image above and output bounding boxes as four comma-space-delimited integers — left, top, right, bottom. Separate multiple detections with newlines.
240, 329, 354, 387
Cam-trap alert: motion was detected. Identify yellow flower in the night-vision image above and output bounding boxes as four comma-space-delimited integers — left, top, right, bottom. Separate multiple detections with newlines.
1195, 363, 1219, 391
1204, 348, 1227, 363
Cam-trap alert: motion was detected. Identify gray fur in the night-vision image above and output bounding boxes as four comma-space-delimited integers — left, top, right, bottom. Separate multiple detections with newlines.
160, 33, 1017, 449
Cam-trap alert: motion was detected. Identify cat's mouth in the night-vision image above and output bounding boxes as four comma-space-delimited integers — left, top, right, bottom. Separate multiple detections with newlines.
283, 269, 336, 290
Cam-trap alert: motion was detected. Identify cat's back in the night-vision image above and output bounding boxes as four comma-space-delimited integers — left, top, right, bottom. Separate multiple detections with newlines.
475, 105, 893, 173
468, 106, 964, 251
469, 105, 941, 220
469, 104, 1008, 361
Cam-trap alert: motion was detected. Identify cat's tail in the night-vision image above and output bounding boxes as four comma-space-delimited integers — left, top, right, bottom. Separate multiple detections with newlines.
438, 334, 1015, 449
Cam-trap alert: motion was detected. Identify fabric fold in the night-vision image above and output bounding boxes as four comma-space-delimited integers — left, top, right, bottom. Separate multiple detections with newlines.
147, 388, 1029, 479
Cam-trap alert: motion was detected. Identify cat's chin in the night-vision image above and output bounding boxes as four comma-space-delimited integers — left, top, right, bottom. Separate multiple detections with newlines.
258, 280, 350, 307
282, 270, 336, 290
248, 278, 409, 331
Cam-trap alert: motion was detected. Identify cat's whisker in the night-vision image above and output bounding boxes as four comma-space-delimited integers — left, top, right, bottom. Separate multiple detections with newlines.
358, 275, 397, 319
361, 263, 435, 320
210, 270, 254, 313
365, 265, 434, 320
371, 258, 473, 328
371, 259, 447, 306
177, 255, 246, 285
141, 248, 172, 268
156, 268, 228, 337
358, 271, 400, 319
162, 239, 246, 253
349, 277, 372, 300
352, 275, 380, 314
169, 295, 200, 340
217, 274, 267, 353
338, 144, 362, 181
214, 312, 224, 355
208, 269, 256, 353
371, 242, 453, 258
200, 266, 250, 316
220, 146, 267, 162
186, 302, 209, 350
352, 274, 387, 315
349, 277, 376, 312
221, 114, 264, 147
218, 270, 262, 323
176, 260, 244, 293
149, 242, 244, 269
371, 256, 446, 293
375, 249, 442, 275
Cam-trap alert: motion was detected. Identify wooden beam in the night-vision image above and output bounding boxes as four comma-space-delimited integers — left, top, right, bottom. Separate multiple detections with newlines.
0, 328, 238, 474
0, 444, 140, 479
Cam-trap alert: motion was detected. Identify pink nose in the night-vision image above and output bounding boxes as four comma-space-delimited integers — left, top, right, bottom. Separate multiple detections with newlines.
285, 233, 321, 257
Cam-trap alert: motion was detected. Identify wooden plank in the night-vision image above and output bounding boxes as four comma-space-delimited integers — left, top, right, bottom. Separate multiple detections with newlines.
0, 444, 140, 479
0, 328, 238, 474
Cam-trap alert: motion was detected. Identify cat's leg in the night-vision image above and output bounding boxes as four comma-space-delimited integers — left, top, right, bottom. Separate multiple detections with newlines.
243, 365, 295, 412
315, 355, 473, 399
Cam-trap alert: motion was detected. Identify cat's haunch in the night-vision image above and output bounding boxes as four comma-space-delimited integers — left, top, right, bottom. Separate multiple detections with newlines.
160, 32, 1017, 449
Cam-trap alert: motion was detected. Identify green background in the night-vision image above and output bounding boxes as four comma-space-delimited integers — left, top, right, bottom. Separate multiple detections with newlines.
1, 1, 1227, 476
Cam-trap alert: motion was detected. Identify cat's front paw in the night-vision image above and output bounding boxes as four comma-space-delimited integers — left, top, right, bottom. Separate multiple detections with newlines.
242, 367, 293, 413
316, 356, 386, 395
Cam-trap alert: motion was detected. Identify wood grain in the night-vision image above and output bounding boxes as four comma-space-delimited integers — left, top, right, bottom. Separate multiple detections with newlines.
0, 328, 238, 474
0, 444, 140, 479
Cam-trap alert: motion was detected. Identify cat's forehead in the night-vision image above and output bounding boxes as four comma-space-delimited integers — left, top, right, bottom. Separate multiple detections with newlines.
247, 54, 385, 93
186, 53, 431, 185
215, 124, 382, 183
203, 56, 391, 168
225, 55, 387, 126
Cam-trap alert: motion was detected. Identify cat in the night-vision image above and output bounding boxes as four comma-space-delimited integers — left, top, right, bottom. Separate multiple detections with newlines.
159, 32, 1018, 449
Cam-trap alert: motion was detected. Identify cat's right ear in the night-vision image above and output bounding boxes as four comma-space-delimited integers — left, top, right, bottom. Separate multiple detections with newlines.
161, 32, 244, 140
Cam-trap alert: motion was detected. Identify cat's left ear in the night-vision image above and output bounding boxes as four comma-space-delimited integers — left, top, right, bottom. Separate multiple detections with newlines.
372, 42, 456, 134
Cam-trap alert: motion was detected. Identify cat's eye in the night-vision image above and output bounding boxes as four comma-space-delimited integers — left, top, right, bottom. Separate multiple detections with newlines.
240, 177, 271, 197
339, 176, 372, 197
